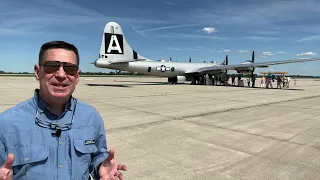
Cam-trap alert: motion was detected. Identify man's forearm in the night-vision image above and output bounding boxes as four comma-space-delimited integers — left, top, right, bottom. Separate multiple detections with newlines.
91, 152, 109, 179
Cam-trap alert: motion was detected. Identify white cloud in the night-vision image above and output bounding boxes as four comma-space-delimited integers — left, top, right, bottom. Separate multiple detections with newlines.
259, 52, 274, 58
297, 52, 317, 56
237, 50, 250, 54
277, 51, 285, 54
223, 49, 231, 52
168, 47, 198, 51
0, 0, 168, 36
261, 52, 273, 55
158, 33, 227, 40
140, 24, 198, 32
244, 36, 279, 41
297, 34, 320, 42
168, 47, 183, 51
198, 27, 217, 33
253, 31, 279, 35
132, 26, 147, 37
189, 48, 198, 51
133, 24, 199, 37
188, 0, 320, 36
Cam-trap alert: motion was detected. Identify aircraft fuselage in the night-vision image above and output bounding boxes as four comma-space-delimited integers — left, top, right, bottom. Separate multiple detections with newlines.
94, 59, 225, 77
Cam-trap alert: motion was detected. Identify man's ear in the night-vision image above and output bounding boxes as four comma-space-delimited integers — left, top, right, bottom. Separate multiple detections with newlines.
34, 64, 40, 80
75, 70, 81, 84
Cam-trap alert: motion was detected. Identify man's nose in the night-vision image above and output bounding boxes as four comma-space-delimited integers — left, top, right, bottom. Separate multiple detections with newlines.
56, 66, 66, 78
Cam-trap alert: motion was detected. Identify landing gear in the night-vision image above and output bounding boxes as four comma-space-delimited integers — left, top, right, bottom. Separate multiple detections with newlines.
168, 77, 177, 85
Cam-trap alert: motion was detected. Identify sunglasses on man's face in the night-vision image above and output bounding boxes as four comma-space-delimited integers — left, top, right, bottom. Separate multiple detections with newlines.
42, 61, 79, 76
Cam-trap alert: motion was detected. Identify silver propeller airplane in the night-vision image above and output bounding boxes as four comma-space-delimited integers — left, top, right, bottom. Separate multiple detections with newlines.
92, 22, 320, 85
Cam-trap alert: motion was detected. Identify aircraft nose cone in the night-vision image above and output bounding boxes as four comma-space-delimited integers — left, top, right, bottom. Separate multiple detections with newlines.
93, 58, 105, 67
91, 58, 110, 68
91, 59, 99, 67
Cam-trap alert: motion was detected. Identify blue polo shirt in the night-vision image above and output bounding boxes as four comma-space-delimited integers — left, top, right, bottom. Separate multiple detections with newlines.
0, 89, 109, 180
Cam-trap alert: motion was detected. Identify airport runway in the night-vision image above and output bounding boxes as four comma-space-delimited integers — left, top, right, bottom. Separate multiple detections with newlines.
1, 76, 320, 180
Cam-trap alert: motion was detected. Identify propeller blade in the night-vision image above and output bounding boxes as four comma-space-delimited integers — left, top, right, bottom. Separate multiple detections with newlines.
226, 55, 228, 65
249, 51, 255, 87
251, 50, 255, 71
252, 50, 255, 63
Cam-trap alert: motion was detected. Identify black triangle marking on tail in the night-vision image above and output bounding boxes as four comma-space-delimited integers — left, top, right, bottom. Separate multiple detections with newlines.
133, 50, 138, 59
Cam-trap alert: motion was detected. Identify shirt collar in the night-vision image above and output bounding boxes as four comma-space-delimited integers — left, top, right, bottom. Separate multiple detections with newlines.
33, 89, 75, 114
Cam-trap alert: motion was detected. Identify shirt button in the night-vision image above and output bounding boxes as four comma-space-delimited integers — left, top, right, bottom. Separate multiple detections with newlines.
59, 164, 63, 168
59, 141, 62, 144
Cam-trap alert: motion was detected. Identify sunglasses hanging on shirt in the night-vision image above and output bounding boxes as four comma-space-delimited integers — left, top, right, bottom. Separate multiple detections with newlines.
35, 98, 77, 137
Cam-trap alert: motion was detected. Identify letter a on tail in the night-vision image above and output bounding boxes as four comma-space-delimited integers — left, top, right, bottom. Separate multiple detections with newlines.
105, 33, 124, 54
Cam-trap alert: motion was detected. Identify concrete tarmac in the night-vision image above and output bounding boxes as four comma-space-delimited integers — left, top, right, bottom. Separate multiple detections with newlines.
1, 76, 320, 180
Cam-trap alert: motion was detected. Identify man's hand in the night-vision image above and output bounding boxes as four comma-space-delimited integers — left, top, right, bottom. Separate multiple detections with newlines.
0, 154, 14, 180
98, 149, 127, 180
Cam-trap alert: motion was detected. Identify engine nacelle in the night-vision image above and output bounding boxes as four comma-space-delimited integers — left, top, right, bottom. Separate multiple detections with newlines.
177, 76, 186, 83
236, 67, 254, 74
168, 76, 191, 84
236, 70, 253, 74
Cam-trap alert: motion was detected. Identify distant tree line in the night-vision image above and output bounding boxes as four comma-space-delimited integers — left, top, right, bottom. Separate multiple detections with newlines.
0, 70, 145, 76
0, 70, 319, 78
234, 73, 320, 79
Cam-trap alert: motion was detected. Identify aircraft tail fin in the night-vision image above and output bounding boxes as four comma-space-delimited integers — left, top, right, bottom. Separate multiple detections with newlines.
99, 22, 148, 62
221, 55, 229, 65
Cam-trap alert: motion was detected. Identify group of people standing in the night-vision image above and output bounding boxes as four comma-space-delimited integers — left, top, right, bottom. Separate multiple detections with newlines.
192, 73, 292, 89
260, 75, 291, 89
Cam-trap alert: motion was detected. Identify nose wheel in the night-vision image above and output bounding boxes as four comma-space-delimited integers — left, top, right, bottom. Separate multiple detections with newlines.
168, 77, 177, 85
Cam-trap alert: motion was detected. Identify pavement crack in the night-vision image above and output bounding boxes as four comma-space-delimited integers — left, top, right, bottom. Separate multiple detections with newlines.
179, 94, 320, 119
185, 120, 320, 151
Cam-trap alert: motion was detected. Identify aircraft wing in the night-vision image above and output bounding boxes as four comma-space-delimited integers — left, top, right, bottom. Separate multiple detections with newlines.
186, 58, 320, 73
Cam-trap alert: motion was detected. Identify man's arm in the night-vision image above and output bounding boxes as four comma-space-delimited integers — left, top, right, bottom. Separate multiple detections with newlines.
0, 134, 5, 166
90, 112, 109, 180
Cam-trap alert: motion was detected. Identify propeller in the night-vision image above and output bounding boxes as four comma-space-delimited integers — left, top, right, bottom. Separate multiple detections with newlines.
221, 55, 228, 65
251, 51, 255, 87
224, 55, 228, 74
226, 55, 229, 65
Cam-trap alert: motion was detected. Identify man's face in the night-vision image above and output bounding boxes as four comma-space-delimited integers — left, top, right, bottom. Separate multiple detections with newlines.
34, 48, 81, 101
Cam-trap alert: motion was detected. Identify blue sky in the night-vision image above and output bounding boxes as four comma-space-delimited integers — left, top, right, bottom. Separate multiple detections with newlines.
1, 0, 320, 75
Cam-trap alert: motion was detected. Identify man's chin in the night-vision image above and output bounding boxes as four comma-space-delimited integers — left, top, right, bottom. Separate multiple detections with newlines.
49, 90, 71, 99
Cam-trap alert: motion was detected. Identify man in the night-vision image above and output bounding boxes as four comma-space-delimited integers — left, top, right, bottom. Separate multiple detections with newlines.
231, 75, 235, 86
260, 76, 265, 88
247, 77, 250, 87
0, 41, 127, 180
276, 75, 282, 89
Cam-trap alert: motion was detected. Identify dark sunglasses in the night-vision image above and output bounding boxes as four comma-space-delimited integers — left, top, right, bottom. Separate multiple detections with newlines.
42, 61, 79, 76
